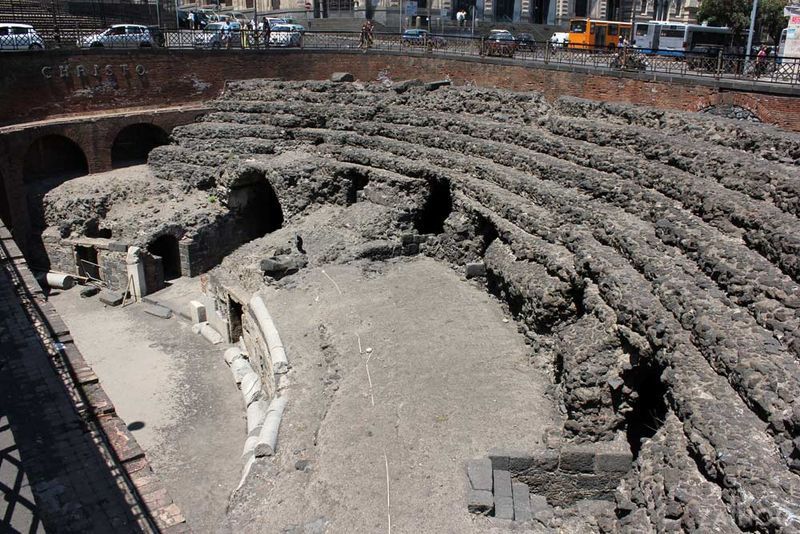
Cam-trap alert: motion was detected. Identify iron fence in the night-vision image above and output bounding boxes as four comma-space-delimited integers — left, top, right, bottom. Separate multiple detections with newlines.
4, 28, 799, 86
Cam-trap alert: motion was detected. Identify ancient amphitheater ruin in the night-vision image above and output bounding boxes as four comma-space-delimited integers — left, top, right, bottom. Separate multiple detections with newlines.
2, 70, 800, 533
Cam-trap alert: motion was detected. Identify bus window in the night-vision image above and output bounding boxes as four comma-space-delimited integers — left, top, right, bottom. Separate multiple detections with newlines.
609, 24, 618, 36
571, 20, 587, 33
635, 24, 649, 37
661, 28, 685, 38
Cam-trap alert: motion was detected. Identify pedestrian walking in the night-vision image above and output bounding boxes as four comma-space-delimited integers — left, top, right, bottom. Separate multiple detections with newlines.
263, 17, 271, 48
359, 20, 369, 49
188, 11, 195, 30
755, 44, 767, 76
457, 9, 465, 29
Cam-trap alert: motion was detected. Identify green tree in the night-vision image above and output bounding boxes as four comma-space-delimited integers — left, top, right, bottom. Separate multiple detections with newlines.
759, 0, 789, 45
697, 0, 752, 35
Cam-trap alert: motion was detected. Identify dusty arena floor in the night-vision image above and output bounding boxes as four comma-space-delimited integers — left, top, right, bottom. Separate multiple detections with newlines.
229, 257, 559, 532
48, 286, 243, 532
49, 256, 558, 533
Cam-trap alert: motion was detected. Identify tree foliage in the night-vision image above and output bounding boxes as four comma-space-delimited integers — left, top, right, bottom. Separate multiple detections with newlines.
760, 0, 789, 45
697, 0, 753, 35
697, 0, 789, 45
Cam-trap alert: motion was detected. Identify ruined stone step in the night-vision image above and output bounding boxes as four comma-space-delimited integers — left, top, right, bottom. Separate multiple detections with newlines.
455, 176, 800, 458
328, 120, 800, 344
568, 231, 800, 531
545, 113, 800, 219
620, 411, 740, 533
317, 124, 800, 335
553, 96, 800, 164
354, 119, 800, 285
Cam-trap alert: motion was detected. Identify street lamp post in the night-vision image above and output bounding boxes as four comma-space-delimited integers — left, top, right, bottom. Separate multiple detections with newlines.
745, 0, 759, 61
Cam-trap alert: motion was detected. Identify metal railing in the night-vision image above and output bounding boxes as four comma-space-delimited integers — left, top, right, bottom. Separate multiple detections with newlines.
4, 29, 799, 86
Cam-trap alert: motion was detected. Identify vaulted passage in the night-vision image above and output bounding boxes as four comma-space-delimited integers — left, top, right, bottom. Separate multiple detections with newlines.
23, 135, 88, 183
147, 234, 181, 281
111, 124, 170, 169
229, 178, 284, 240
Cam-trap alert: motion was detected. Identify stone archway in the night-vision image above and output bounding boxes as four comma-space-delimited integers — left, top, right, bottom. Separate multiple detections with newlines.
111, 123, 170, 169
23, 135, 88, 183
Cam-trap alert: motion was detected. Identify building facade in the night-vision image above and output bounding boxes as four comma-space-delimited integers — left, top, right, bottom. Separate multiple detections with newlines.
228, 0, 698, 26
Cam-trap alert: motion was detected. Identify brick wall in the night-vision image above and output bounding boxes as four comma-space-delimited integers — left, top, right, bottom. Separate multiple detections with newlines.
1, 49, 798, 130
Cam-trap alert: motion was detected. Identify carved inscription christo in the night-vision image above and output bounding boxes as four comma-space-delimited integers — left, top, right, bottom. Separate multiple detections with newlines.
41, 64, 147, 79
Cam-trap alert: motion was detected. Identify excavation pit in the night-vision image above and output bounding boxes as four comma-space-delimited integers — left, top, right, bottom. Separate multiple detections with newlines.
21, 79, 800, 533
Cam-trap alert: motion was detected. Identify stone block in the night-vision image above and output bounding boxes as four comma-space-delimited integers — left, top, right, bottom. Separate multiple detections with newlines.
467, 458, 493, 491
331, 72, 354, 82
560, 446, 596, 473
426, 79, 452, 91
467, 489, 493, 515
107, 242, 129, 252
529, 450, 559, 472
400, 233, 416, 245
465, 262, 487, 278
144, 303, 172, 319
494, 496, 514, 520
260, 255, 307, 277
488, 448, 509, 470
493, 469, 512, 499
192, 322, 223, 345
98, 290, 124, 306
512, 482, 532, 522
508, 451, 535, 472
595, 449, 633, 474
188, 300, 206, 324
403, 243, 419, 255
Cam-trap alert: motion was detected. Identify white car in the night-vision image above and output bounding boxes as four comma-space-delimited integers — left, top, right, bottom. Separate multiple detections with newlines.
550, 32, 569, 47
269, 25, 302, 47
194, 21, 242, 48
0, 23, 45, 51
77, 24, 154, 48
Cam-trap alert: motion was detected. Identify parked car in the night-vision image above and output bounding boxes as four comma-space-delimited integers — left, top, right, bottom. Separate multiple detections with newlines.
515, 32, 536, 51
194, 21, 242, 48
281, 23, 306, 33
550, 31, 569, 48
482, 29, 516, 57
0, 23, 45, 51
77, 24, 154, 48
401, 29, 447, 49
269, 24, 302, 47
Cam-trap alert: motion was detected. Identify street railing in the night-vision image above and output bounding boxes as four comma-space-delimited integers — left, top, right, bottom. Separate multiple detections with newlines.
7, 28, 799, 86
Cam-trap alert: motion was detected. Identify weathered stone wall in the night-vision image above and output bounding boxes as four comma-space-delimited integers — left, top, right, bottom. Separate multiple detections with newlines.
161, 81, 800, 532
0, 49, 797, 129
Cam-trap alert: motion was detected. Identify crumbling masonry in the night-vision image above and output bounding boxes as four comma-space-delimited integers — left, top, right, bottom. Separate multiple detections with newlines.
39, 79, 800, 532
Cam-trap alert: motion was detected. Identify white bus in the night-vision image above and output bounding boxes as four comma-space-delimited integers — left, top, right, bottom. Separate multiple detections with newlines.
633, 21, 733, 56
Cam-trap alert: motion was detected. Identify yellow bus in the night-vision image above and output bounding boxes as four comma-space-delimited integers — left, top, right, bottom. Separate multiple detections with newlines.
568, 18, 632, 50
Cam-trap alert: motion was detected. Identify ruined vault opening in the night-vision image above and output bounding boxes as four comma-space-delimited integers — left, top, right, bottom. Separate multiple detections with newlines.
415, 178, 453, 234
111, 124, 170, 169
148, 234, 182, 281
622, 360, 668, 458
76, 245, 100, 280
23, 135, 88, 183
229, 178, 284, 239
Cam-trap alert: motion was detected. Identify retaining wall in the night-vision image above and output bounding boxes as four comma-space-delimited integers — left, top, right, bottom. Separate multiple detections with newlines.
0, 49, 798, 130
